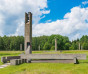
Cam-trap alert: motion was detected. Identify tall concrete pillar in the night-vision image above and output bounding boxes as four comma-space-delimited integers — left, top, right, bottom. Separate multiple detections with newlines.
38, 45, 40, 51
20, 44, 22, 51
55, 38, 57, 51
25, 12, 32, 54
79, 43, 80, 50
81, 46, 83, 50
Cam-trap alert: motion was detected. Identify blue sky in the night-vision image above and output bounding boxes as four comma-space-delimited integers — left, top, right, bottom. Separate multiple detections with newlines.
40, 0, 88, 23
0, 0, 88, 41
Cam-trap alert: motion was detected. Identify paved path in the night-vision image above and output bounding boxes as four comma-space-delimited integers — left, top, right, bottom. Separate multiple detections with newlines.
0, 63, 10, 69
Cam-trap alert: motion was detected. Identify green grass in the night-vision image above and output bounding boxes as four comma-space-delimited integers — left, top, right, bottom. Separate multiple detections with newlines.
0, 50, 88, 74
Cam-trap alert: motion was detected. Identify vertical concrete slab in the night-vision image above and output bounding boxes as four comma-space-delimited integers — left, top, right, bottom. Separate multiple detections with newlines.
18, 59, 21, 64
24, 59, 27, 63
38, 45, 40, 51
20, 44, 22, 51
21, 59, 24, 63
1, 57, 6, 63
55, 38, 57, 51
79, 43, 80, 50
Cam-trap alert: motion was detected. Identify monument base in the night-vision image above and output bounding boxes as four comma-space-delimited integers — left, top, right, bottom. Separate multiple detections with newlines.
31, 59, 77, 63
1, 54, 86, 65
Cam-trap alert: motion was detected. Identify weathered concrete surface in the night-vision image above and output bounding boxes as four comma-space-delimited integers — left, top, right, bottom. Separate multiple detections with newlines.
1, 54, 86, 64
1, 56, 20, 63
31, 59, 76, 63
18, 59, 21, 64
55, 38, 57, 51
1, 57, 6, 63
20, 54, 86, 60
10, 59, 29, 65
25, 12, 32, 54
10, 59, 19, 65
21, 59, 27, 63
20, 44, 22, 51
25, 46, 31, 54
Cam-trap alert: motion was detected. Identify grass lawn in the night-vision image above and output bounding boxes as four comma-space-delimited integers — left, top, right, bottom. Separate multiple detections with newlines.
0, 50, 88, 74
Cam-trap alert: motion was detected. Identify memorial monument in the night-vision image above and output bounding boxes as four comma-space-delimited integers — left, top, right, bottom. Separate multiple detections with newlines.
1, 12, 87, 65
25, 12, 32, 54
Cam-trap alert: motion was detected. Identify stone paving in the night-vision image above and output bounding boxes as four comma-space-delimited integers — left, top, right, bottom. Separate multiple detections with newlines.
0, 63, 10, 69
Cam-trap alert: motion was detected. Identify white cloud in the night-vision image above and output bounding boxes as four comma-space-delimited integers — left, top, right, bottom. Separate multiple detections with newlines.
33, 7, 88, 40
12, 7, 88, 41
0, 0, 88, 41
0, 0, 50, 36
0, 0, 49, 16
42, 10, 50, 14
0, 14, 4, 36
0, 0, 23, 15
46, 20, 52, 23
10, 21, 24, 36
70, 33, 80, 41
82, 1, 88, 5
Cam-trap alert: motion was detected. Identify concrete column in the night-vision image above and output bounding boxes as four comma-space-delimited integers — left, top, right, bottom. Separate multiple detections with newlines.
55, 38, 57, 51
25, 12, 28, 24
38, 45, 40, 51
25, 12, 32, 54
81, 46, 83, 50
79, 43, 80, 50
20, 44, 22, 51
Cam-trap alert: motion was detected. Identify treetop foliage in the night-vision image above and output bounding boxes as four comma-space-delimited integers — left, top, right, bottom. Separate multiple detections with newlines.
0, 34, 88, 51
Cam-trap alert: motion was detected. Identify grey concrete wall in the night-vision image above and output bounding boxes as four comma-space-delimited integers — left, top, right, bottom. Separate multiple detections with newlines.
1, 57, 6, 63
10, 59, 19, 65
20, 54, 86, 60
1, 56, 20, 63
10, 59, 30, 65
6, 56, 20, 61
31, 59, 76, 63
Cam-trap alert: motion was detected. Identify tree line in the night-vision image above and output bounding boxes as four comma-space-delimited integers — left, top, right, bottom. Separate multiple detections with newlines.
0, 35, 88, 51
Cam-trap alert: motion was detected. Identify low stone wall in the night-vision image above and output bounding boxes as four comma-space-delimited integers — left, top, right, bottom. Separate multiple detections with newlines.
1, 54, 86, 65
31, 58, 77, 63
19, 54, 86, 64
10, 59, 28, 65
1, 56, 21, 63
10, 58, 77, 65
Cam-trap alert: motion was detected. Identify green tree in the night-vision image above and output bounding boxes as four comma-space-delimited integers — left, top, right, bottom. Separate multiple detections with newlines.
0, 37, 4, 50
83, 42, 88, 50
43, 42, 51, 50
51, 46, 55, 50
69, 42, 78, 50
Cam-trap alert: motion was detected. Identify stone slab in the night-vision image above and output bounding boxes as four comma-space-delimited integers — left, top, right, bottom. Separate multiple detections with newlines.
10, 59, 28, 65
31, 59, 76, 63
6, 56, 21, 60
20, 54, 86, 60
10, 59, 19, 65
1, 57, 6, 63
